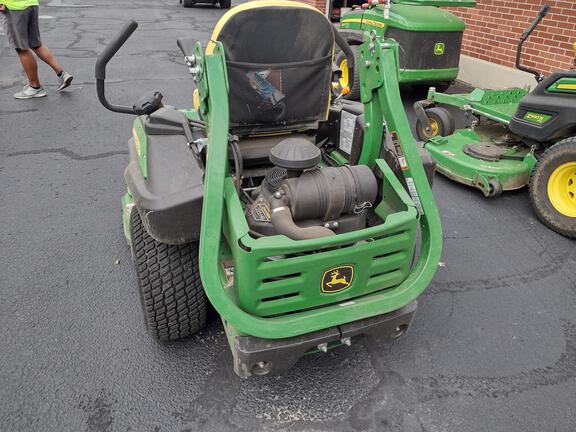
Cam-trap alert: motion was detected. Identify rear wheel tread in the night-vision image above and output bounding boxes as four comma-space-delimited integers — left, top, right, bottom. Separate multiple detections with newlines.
130, 208, 207, 341
529, 137, 576, 239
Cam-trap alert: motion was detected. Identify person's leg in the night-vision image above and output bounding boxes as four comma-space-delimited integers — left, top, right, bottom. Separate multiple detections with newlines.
32, 45, 63, 75
28, 5, 72, 91
16, 48, 41, 88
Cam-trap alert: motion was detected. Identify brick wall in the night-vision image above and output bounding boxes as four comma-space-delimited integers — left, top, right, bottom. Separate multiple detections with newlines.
448, 0, 576, 75
299, 0, 327, 13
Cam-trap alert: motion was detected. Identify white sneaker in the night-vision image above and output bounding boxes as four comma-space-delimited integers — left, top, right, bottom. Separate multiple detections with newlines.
58, 71, 73, 91
14, 85, 47, 99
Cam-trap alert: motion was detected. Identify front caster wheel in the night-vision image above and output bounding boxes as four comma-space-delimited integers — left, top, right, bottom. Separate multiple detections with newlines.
219, 0, 231, 8
181, 0, 195, 7
130, 208, 207, 341
415, 106, 455, 141
529, 138, 576, 238
487, 178, 503, 198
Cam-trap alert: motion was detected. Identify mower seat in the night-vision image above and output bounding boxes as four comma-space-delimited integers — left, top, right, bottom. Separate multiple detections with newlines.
207, 1, 335, 141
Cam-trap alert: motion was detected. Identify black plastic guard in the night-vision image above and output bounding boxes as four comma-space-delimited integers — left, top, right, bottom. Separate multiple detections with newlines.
232, 301, 417, 378
509, 70, 576, 142
125, 117, 204, 245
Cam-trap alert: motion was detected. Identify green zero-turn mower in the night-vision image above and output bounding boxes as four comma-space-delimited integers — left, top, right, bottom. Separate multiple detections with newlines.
415, 5, 576, 239
337, 0, 476, 100
95, 0, 442, 377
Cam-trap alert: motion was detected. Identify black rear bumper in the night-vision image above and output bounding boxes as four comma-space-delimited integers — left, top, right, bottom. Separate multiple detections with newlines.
232, 301, 417, 378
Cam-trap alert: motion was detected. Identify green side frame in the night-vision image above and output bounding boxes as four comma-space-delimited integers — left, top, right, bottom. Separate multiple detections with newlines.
194, 35, 442, 340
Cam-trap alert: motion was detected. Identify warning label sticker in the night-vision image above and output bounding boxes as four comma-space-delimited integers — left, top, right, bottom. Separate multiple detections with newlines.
339, 110, 357, 155
390, 131, 408, 171
250, 202, 272, 222
406, 177, 423, 215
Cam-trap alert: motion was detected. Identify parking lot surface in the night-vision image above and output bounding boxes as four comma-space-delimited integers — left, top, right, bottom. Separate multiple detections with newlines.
1, 1, 575, 431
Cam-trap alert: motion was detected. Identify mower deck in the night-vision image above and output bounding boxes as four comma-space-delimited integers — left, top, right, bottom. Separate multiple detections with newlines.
425, 127, 536, 195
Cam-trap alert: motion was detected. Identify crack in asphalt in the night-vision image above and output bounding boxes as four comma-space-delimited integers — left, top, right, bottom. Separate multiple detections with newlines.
342, 321, 576, 432
7, 148, 128, 160
427, 253, 569, 295
0, 108, 39, 115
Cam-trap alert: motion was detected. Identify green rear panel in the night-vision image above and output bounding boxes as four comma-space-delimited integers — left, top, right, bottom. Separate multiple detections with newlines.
224, 168, 418, 317
340, 5, 466, 33
340, 5, 465, 84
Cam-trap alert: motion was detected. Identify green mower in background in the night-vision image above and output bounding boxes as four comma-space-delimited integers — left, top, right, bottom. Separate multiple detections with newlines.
95, 1, 442, 377
415, 5, 576, 238
338, 0, 476, 100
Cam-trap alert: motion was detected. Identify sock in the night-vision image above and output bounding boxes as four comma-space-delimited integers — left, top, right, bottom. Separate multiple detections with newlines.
57, 70, 63, 77
30, 84, 41, 89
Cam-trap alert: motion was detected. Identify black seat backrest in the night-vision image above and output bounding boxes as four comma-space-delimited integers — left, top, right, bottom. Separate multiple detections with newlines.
208, 1, 335, 134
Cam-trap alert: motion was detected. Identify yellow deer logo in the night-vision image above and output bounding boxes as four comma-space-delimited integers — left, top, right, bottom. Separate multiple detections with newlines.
327, 270, 348, 288
321, 266, 354, 293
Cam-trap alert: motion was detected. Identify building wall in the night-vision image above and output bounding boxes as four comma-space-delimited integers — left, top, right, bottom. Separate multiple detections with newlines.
299, 0, 327, 13
447, 0, 576, 75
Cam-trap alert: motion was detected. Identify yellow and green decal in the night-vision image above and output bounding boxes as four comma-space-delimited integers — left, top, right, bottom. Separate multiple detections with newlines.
434, 42, 445, 56
132, 118, 148, 178
341, 18, 385, 29
363, 18, 385, 29
548, 77, 576, 94
523, 111, 552, 125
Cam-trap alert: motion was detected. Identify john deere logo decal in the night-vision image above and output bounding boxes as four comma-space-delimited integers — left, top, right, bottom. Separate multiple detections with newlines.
321, 266, 354, 293
434, 43, 445, 56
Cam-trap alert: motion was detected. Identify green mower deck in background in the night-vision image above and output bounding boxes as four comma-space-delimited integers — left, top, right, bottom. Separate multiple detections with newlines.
95, 1, 442, 378
337, 0, 475, 99
415, 5, 576, 238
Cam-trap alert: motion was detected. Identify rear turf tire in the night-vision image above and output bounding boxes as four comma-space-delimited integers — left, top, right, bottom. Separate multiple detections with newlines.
529, 138, 576, 239
219, 0, 231, 8
182, 0, 195, 7
335, 45, 361, 101
415, 106, 455, 141
130, 208, 207, 341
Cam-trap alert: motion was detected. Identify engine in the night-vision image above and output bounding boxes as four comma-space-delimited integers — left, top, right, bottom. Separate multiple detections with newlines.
246, 137, 378, 240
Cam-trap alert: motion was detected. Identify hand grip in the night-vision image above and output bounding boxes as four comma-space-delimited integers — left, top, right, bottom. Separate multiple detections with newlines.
95, 21, 138, 80
521, 5, 550, 41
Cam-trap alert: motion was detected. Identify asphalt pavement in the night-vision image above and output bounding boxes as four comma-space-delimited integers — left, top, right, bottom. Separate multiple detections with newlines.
1, 1, 575, 431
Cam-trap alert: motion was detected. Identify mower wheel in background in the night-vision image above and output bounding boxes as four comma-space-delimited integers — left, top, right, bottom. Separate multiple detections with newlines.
130, 208, 207, 341
415, 106, 455, 141
219, 0, 231, 8
529, 138, 576, 238
335, 45, 361, 101
181, 0, 195, 7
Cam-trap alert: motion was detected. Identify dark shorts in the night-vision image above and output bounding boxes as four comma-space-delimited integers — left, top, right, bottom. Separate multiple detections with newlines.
2, 6, 42, 50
